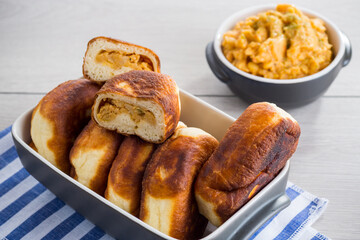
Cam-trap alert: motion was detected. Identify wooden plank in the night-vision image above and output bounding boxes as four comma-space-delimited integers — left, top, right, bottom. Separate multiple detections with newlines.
0, 94, 44, 130
0, 0, 358, 96
1, 93, 359, 239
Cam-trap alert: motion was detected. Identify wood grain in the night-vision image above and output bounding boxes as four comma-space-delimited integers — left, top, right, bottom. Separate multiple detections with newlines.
1, 0, 359, 239
0, 0, 358, 95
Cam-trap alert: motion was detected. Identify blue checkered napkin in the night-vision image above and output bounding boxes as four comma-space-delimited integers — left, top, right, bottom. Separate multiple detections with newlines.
0, 126, 329, 240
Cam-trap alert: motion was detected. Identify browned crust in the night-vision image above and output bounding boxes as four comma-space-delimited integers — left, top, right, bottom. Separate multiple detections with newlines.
140, 131, 219, 239
69, 119, 123, 195
105, 135, 155, 216
93, 70, 180, 143
31, 79, 101, 174
28, 141, 38, 152
82, 36, 161, 81
195, 102, 301, 224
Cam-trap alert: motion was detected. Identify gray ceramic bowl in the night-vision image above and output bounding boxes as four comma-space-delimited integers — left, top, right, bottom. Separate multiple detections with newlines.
206, 5, 352, 107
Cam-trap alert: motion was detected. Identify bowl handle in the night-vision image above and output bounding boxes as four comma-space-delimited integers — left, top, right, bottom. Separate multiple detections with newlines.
341, 31, 352, 67
206, 42, 230, 83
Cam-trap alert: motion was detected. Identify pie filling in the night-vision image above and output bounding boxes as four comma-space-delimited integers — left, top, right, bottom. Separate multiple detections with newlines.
97, 99, 156, 126
95, 50, 154, 71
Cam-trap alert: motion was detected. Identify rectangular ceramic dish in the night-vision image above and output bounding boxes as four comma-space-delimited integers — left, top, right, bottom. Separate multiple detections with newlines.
12, 90, 290, 240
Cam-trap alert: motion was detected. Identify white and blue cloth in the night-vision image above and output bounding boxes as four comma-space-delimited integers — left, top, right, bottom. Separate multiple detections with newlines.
0, 126, 330, 240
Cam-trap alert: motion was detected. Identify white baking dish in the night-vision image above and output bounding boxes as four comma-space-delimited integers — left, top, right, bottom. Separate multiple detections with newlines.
12, 89, 290, 239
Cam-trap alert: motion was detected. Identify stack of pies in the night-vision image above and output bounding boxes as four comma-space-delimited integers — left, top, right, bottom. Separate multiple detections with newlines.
30, 36, 300, 239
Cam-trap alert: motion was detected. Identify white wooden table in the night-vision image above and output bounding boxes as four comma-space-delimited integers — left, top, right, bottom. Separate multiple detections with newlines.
1, 0, 359, 239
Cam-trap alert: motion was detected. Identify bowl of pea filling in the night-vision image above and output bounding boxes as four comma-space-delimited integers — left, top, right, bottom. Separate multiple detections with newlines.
206, 4, 351, 107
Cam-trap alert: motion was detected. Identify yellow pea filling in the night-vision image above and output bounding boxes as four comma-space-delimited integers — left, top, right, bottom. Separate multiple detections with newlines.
222, 4, 332, 79
95, 50, 154, 71
97, 99, 156, 126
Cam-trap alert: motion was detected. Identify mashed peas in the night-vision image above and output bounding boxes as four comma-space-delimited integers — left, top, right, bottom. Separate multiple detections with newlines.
222, 4, 333, 79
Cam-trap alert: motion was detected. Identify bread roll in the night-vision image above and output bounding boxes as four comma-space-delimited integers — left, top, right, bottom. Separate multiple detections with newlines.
30, 79, 100, 174
139, 127, 219, 239
195, 102, 301, 226
83, 36, 161, 82
70, 119, 123, 195
105, 135, 155, 216
92, 70, 180, 144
